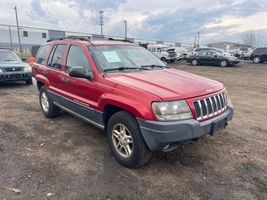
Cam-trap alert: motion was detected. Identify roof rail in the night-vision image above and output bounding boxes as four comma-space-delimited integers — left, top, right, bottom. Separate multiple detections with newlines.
108, 38, 133, 43
46, 35, 91, 43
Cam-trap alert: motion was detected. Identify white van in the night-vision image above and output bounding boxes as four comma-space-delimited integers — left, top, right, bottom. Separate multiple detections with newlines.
148, 44, 178, 63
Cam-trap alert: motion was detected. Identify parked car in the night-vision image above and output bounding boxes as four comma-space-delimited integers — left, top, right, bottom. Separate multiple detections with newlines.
0, 48, 32, 84
250, 47, 267, 63
148, 44, 177, 62
166, 48, 182, 61
193, 47, 234, 57
188, 50, 239, 67
32, 38, 234, 168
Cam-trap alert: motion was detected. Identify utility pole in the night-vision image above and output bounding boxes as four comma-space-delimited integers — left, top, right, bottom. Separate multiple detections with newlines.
14, 6, 23, 57
8, 25, 13, 49
197, 32, 200, 47
194, 35, 197, 48
123, 20, 127, 40
99, 10, 104, 36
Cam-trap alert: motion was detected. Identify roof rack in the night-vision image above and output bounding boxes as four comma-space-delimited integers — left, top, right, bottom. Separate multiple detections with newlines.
46, 35, 91, 43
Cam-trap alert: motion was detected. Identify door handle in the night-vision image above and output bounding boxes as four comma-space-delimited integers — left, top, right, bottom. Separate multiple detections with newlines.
42, 70, 48, 76
61, 77, 70, 83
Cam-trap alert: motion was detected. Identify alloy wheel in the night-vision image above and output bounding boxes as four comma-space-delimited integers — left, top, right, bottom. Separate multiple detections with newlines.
112, 123, 133, 158
41, 92, 49, 112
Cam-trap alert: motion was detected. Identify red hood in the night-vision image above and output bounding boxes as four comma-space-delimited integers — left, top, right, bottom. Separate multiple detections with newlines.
105, 68, 224, 101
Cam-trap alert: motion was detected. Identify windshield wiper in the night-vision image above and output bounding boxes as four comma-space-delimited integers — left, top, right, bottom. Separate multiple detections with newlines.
141, 65, 166, 69
103, 67, 141, 73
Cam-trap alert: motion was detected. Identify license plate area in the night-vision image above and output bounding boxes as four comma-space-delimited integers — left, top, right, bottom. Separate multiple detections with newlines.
210, 118, 227, 135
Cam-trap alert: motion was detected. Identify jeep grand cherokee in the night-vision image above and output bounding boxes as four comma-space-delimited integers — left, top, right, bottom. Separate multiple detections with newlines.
32, 37, 234, 168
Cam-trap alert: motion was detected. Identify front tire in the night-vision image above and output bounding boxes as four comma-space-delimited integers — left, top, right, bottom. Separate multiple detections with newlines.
107, 111, 152, 168
220, 60, 228, 67
39, 86, 60, 118
26, 78, 33, 85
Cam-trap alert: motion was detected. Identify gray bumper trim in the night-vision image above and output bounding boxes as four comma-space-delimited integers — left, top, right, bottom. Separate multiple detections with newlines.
137, 102, 234, 151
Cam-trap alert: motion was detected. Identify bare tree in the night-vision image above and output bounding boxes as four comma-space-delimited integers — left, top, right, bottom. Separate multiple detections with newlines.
242, 31, 257, 47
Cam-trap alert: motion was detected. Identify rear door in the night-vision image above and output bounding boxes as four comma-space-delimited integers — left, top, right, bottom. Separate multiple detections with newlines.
198, 50, 211, 64
262, 48, 267, 61
45, 44, 68, 101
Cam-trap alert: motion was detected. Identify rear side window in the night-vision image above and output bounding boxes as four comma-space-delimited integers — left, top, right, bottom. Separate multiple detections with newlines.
66, 45, 90, 73
48, 44, 67, 70
36, 45, 51, 65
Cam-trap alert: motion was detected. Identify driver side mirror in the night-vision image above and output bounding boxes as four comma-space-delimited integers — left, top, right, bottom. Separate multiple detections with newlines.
69, 66, 93, 80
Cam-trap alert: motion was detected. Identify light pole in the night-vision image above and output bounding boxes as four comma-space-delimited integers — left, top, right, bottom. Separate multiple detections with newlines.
14, 6, 23, 57
123, 20, 127, 40
99, 11, 104, 36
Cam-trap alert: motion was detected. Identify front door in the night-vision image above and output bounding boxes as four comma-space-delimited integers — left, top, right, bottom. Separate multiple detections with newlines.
59, 45, 102, 125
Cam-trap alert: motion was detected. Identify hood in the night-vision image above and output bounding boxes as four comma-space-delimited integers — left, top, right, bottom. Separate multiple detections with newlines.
0, 61, 28, 68
105, 68, 224, 101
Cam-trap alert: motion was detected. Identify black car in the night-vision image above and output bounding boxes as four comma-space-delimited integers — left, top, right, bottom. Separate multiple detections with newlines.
187, 50, 239, 67
0, 48, 32, 84
250, 48, 267, 63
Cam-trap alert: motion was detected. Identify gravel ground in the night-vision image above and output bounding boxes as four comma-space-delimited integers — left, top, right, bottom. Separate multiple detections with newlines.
0, 61, 266, 200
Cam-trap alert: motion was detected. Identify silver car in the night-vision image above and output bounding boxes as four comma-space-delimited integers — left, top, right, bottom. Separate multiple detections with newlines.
0, 48, 32, 84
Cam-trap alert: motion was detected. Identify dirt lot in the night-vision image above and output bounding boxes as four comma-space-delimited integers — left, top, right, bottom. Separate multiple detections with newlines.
0, 61, 266, 200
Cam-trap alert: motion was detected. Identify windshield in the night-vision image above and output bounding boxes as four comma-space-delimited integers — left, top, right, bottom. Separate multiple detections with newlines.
90, 45, 166, 72
0, 50, 21, 62
213, 50, 224, 56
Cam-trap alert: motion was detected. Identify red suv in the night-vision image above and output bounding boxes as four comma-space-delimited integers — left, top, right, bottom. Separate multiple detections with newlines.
32, 37, 234, 168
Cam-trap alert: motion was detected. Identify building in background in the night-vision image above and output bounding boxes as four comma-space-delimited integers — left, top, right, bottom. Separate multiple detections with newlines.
0, 24, 188, 57
207, 42, 252, 50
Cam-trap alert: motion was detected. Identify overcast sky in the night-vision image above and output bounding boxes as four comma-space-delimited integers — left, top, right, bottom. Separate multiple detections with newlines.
0, 0, 267, 45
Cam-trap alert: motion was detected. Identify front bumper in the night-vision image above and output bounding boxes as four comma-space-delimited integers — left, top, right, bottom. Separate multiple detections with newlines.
0, 72, 32, 82
138, 102, 234, 151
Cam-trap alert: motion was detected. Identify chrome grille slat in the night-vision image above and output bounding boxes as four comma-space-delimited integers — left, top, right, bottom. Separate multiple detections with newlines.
194, 92, 227, 120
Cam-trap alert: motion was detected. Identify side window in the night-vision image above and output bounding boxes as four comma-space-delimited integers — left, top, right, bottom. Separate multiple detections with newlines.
157, 48, 162, 52
48, 44, 67, 70
198, 51, 207, 56
66, 45, 90, 73
36, 45, 52, 65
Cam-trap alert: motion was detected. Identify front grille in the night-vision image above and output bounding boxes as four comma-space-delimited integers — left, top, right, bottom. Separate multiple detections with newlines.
0, 73, 29, 80
4, 67, 23, 72
193, 92, 227, 120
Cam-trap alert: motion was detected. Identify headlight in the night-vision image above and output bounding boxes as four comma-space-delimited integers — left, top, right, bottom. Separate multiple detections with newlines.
152, 100, 193, 121
0, 68, 3, 73
24, 65, 32, 72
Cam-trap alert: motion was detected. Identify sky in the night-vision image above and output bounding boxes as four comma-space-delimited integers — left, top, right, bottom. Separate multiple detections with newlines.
0, 0, 267, 46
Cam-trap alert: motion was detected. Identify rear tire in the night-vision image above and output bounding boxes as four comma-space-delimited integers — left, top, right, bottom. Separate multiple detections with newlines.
161, 57, 167, 62
191, 59, 198, 66
253, 56, 261, 64
107, 111, 152, 168
39, 86, 60, 118
26, 78, 33, 85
